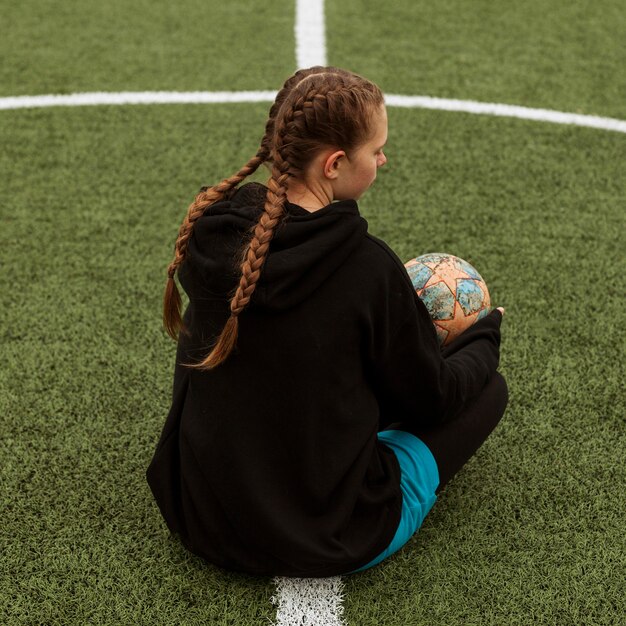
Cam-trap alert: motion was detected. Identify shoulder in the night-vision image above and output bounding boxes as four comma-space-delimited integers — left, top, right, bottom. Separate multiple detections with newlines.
359, 234, 415, 290
339, 233, 420, 317
363, 233, 405, 265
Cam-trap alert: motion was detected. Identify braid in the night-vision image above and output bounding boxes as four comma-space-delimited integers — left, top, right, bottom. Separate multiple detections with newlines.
231, 159, 290, 315
163, 150, 266, 340
162, 86, 296, 342
168, 154, 265, 279
185, 121, 295, 370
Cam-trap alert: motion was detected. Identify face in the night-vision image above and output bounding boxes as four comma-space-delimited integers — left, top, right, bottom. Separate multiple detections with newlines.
335, 104, 388, 200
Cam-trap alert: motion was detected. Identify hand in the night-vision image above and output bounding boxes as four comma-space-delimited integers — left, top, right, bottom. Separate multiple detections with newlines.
496, 307, 505, 316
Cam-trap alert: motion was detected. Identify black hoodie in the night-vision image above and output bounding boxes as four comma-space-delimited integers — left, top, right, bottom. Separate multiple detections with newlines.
146, 182, 502, 577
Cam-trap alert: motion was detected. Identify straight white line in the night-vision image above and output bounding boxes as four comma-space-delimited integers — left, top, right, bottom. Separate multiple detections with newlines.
271, 576, 346, 626
295, 0, 327, 69
1, 90, 625, 134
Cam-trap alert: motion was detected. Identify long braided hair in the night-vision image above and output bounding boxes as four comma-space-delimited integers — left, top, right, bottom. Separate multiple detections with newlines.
163, 66, 384, 369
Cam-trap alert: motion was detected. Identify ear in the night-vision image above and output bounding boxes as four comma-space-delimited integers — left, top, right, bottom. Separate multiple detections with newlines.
322, 150, 346, 180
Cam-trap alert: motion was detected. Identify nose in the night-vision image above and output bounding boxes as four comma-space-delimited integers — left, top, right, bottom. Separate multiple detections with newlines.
378, 151, 387, 167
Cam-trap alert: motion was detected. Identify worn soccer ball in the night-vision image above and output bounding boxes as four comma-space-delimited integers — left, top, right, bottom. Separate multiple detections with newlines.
405, 252, 491, 346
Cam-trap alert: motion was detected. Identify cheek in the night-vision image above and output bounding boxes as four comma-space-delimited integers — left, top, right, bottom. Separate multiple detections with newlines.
359, 165, 376, 187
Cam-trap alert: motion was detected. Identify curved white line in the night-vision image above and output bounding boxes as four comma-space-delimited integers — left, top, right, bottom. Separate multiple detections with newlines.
1, 90, 624, 134
0, 90, 278, 109
385, 94, 626, 134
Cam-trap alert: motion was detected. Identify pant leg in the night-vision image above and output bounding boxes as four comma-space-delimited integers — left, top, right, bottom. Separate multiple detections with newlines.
386, 372, 508, 493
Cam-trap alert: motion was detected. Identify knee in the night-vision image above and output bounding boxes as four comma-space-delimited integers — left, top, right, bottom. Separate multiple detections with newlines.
491, 371, 509, 415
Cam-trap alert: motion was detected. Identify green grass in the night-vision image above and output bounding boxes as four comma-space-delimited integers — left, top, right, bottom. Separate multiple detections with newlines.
2, 1, 625, 625
2, 0, 295, 95
328, 0, 626, 119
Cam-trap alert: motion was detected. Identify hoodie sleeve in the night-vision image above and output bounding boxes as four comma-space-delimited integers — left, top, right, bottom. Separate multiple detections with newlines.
364, 238, 502, 428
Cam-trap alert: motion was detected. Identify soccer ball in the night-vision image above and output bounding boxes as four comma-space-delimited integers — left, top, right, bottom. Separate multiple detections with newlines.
405, 252, 491, 346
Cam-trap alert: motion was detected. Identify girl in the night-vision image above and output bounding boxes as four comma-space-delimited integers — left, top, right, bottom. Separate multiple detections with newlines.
147, 66, 507, 577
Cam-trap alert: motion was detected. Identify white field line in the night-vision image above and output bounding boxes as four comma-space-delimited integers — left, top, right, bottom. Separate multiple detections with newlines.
295, 0, 327, 69
271, 576, 346, 626
385, 94, 626, 134
0, 91, 278, 109
1, 90, 625, 135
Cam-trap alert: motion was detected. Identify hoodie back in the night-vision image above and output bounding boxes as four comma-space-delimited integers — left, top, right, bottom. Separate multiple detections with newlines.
146, 182, 502, 576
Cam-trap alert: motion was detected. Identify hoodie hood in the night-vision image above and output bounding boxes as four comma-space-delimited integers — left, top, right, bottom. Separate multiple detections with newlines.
178, 182, 369, 311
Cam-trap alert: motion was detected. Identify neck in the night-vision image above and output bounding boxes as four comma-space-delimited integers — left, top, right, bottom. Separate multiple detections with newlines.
282, 179, 333, 213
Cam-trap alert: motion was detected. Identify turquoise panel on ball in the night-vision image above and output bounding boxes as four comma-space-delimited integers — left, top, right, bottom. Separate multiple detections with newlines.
456, 279, 485, 315
456, 258, 483, 280
420, 281, 455, 320
407, 262, 433, 291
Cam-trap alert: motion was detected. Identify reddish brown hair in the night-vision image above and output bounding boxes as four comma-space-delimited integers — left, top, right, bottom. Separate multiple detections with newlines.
163, 66, 384, 369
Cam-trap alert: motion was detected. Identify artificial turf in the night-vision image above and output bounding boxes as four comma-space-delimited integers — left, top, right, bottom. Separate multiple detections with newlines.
1, 1, 625, 624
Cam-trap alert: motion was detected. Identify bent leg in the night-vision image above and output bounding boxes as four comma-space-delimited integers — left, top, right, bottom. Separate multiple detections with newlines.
388, 372, 508, 493
353, 375, 507, 573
